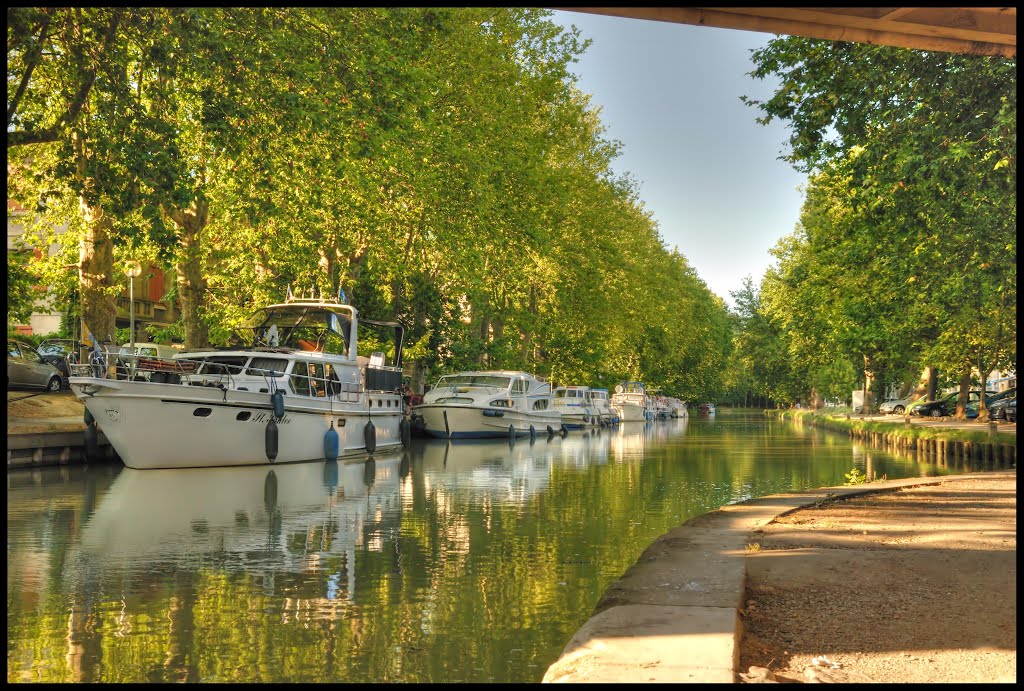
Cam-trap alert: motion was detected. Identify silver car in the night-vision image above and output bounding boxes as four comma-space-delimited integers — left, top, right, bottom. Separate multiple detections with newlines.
7, 340, 63, 392
879, 395, 917, 415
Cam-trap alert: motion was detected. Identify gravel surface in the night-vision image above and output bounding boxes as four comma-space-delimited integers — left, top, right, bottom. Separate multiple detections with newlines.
739, 472, 1016, 683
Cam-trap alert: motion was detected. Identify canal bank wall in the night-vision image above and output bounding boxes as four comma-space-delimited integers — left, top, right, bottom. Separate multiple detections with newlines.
541, 471, 1016, 683
7, 392, 119, 470
766, 408, 1016, 470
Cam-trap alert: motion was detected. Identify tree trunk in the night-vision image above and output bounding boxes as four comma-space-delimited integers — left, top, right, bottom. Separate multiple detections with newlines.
78, 198, 117, 344
477, 309, 490, 368
954, 365, 971, 420
165, 200, 209, 348
521, 284, 537, 363
926, 366, 938, 401
862, 354, 872, 413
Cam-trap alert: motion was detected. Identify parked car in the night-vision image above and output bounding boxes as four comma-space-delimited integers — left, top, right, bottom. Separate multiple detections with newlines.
984, 387, 1016, 407
115, 342, 183, 380
7, 340, 64, 392
119, 341, 180, 359
989, 392, 1017, 421
909, 390, 993, 418
36, 338, 83, 388
879, 395, 917, 415
1006, 397, 1017, 423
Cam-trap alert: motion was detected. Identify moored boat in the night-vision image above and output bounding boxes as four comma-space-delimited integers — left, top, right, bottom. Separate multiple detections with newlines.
611, 381, 650, 422
552, 385, 595, 429
667, 397, 688, 418
69, 290, 408, 469
414, 370, 562, 439
588, 388, 619, 426
698, 402, 717, 416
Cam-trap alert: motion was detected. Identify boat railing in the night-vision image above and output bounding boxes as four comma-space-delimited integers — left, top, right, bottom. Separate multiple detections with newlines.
69, 351, 199, 383
69, 351, 382, 405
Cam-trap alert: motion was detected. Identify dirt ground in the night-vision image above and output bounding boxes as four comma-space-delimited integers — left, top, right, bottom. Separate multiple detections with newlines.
7, 390, 87, 433
739, 472, 1016, 683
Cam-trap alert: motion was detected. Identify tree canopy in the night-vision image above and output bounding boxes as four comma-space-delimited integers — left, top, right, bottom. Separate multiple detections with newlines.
8, 8, 731, 400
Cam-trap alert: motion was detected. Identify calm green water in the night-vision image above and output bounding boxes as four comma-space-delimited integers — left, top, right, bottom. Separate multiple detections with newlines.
7, 412, 977, 682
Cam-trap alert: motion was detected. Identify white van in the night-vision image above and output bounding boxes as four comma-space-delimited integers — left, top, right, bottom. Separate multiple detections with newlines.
119, 342, 180, 359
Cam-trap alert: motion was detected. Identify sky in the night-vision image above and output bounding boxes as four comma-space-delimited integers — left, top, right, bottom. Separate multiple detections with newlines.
549, 10, 809, 308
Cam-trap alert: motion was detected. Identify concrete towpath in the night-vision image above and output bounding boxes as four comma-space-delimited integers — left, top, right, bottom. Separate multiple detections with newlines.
542, 470, 1016, 683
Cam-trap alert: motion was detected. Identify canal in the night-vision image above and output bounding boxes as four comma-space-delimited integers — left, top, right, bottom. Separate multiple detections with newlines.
6, 411, 982, 683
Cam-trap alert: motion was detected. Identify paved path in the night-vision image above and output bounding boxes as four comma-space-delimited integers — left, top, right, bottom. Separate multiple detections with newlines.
542, 471, 1016, 683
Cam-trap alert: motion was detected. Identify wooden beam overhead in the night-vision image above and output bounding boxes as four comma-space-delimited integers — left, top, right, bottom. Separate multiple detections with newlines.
556, 7, 1016, 58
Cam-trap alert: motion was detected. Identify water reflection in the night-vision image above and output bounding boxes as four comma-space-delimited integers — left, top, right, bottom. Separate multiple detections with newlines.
7, 413, 990, 683
64, 454, 405, 589
610, 417, 690, 461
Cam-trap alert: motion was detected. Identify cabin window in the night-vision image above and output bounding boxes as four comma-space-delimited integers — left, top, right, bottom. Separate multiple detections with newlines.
533, 399, 548, 410
201, 356, 248, 376
512, 379, 528, 394
246, 357, 287, 377
290, 363, 311, 396
307, 362, 327, 397
325, 364, 342, 396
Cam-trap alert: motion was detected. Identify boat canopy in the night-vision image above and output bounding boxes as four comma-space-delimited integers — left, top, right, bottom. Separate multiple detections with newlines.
437, 374, 511, 389
235, 304, 353, 356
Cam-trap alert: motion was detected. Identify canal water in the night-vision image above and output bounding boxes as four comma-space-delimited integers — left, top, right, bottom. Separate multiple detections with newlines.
7, 412, 979, 683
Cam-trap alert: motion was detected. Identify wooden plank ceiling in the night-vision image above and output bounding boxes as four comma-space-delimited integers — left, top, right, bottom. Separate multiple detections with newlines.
557, 7, 1016, 58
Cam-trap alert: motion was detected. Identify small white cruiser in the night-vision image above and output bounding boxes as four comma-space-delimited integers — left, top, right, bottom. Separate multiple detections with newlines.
69, 289, 408, 469
414, 370, 563, 439
552, 385, 596, 430
588, 388, 619, 426
611, 381, 651, 422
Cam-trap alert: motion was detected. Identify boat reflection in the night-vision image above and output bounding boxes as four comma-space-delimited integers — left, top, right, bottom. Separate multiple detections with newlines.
550, 427, 611, 470
409, 436, 558, 501
65, 453, 406, 584
610, 417, 689, 462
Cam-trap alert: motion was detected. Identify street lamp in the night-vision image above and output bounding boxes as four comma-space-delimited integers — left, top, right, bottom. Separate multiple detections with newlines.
125, 260, 142, 354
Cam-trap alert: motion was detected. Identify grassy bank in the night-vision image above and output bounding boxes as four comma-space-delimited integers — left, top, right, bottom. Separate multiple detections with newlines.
767, 408, 1016, 471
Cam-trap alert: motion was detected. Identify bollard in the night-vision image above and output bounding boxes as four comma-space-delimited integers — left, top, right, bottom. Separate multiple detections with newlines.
988, 421, 997, 441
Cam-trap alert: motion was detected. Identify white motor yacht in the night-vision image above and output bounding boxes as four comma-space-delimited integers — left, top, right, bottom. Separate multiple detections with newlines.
611, 381, 651, 422
414, 370, 563, 439
69, 290, 408, 469
552, 385, 596, 430
588, 388, 618, 425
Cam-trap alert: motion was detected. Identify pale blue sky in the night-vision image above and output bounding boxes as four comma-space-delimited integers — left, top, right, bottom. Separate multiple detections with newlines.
550, 10, 808, 308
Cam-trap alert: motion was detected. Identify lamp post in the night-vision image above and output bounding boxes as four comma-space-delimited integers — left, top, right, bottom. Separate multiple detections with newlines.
125, 260, 142, 354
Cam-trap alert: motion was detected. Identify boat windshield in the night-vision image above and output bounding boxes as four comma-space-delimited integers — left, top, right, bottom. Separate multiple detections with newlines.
235, 306, 351, 354
554, 389, 581, 398
436, 374, 511, 389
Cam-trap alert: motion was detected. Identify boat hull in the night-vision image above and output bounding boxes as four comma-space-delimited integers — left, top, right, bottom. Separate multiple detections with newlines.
416, 403, 562, 439
71, 377, 402, 469
555, 409, 590, 430
613, 402, 648, 423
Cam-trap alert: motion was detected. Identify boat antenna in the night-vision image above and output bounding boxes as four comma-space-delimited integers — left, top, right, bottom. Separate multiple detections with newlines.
287, 285, 293, 302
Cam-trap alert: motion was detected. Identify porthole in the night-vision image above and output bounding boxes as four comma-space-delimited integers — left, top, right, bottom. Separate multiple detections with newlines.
377, 399, 383, 407
338, 419, 346, 427
236, 411, 251, 421
193, 408, 212, 417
